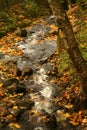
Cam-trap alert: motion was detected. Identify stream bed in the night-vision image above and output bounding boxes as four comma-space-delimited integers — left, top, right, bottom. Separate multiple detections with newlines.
0, 17, 70, 130
16, 23, 59, 130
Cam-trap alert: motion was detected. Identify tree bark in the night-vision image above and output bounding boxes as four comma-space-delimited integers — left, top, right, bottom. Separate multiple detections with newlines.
47, 0, 87, 98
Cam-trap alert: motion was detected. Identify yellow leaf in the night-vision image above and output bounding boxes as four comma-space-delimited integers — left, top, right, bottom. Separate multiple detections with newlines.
9, 123, 21, 129
13, 106, 18, 109
65, 113, 71, 118
82, 118, 87, 126
70, 121, 79, 126
0, 90, 4, 97
65, 103, 73, 109
0, 83, 3, 88
6, 114, 13, 120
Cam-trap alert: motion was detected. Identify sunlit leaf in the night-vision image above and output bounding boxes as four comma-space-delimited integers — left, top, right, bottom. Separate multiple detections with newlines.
0, 83, 3, 88
65, 113, 71, 118
70, 121, 79, 126
0, 90, 4, 97
5, 114, 15, 122
65, 103, 73, 109
9, 123, 21, 129
13, 106, 18, 109
82, 118, 87, 126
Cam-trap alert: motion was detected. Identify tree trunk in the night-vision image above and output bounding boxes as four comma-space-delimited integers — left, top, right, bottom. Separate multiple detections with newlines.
47, 0, 87, 98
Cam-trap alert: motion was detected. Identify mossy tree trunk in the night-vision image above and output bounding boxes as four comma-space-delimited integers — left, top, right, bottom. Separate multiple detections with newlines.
47, 0, 87, 99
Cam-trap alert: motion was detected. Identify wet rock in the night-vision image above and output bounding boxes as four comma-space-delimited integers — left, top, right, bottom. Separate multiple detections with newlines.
17, 40, 57, 70
2, 78, 26, 94
20, 29, 27, 37
15, 28, 27, 37
28, 29, 36, 34
22, 67, 33, 77
18, 110, 35, 130
45, 114, 57, 130
5, 82, 18, 93
4, 59, 17, 65
5, 83, 26, 94
2, 78, 19, 88
2, 57, 18, 66
9, 107, 23, 117
16, 67, 22, 77
28, 24, 50, 35
16, 83, 26, 93
17, 100, 34, 110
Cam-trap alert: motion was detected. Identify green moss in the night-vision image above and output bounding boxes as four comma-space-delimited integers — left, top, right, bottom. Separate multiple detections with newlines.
56, 51, 70, 73
82, 51, 87, 60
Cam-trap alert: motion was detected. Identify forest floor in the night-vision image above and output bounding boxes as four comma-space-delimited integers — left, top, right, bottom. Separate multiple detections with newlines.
0, 3, 87, 130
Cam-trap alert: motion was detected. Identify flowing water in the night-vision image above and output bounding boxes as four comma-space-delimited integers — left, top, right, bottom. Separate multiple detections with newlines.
30, 67, 56, 113
15, 23, 60, 130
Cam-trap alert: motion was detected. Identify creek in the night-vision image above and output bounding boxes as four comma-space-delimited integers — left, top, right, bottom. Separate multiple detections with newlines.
1, 16, 62, 130
16, 19, 61, 130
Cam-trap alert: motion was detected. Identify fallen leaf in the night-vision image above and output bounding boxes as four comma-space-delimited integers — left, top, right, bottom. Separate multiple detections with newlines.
65, 103, 73, 109
65, 113, 71, 118
70, 121, 79, 126
82, 118, 87, 126
9, 123, 21, 129
0, 83, 3, 88
13, 106, 18, 109
0, 90, 4, 97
